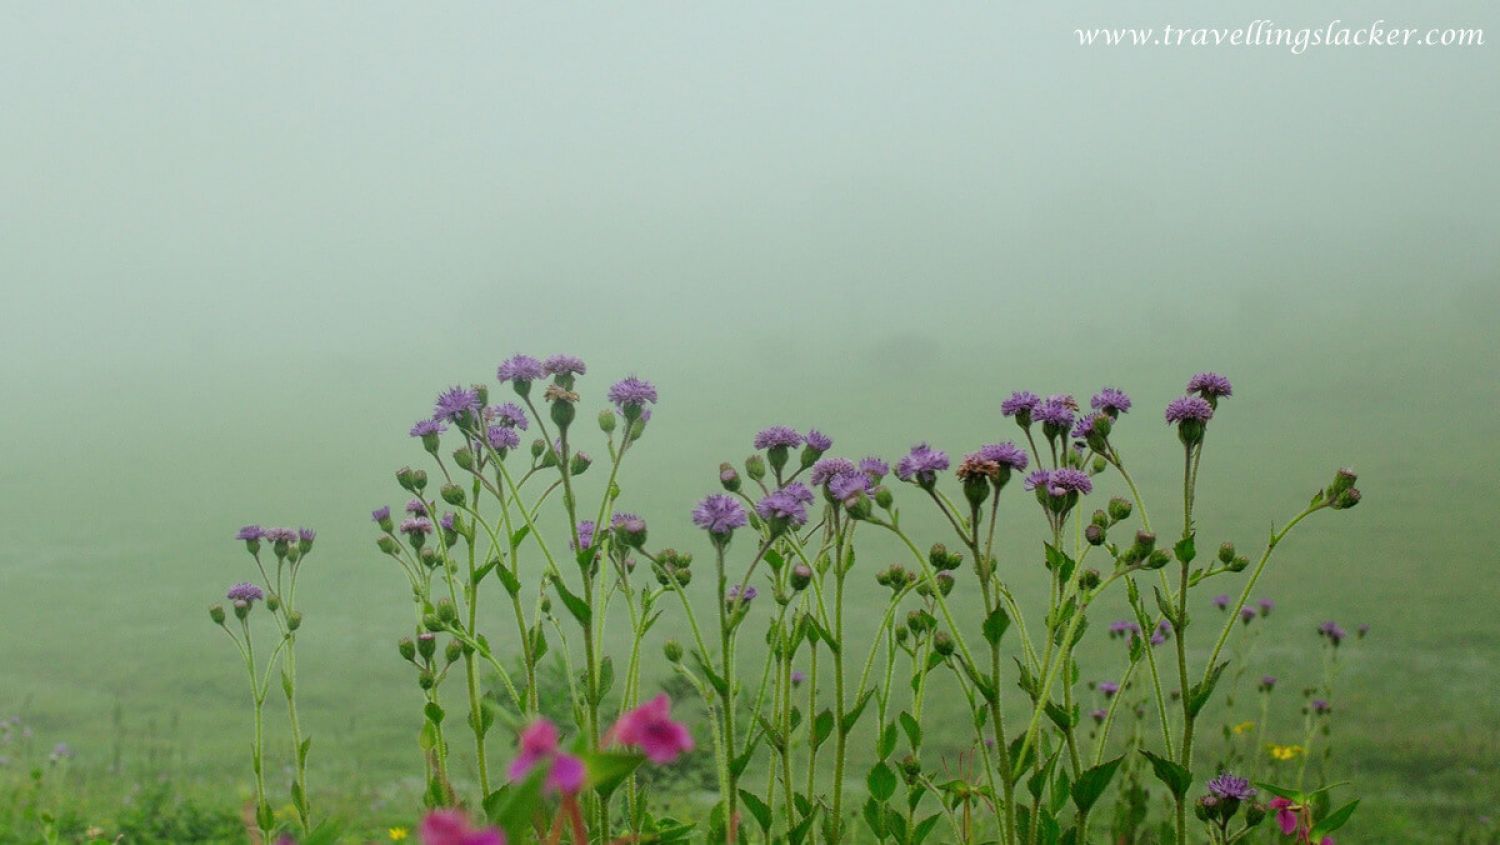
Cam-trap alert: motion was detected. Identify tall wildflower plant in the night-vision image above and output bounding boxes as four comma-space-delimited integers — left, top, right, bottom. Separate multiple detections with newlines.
226, 364, 1367, 844
212, 525, 317, 840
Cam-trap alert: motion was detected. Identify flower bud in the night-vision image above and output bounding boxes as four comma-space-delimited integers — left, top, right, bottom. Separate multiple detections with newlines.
1078, 568, 1101, 590
935, 571, 955, 596
419, 546, 439, 567
411, 469, 428, 492
436, 600, 458, 624
1330, 487, 1361, 510
1218, 542, 1236, 564
718, 463, 741, 492
417, 632, 438, 659
663, 639, 684, 663
1108, 497, 1132, 522
1194, 796, 1217, 822
673, 567, 693, 587
744, 454, 766, 482
1146, 550, 1171, 570
1133, 531, 1156, 554
790, 564, 812, 591
570, 452, 592, 475
233, 599, 252, 619
932, 630, 955, 657
398, 637, 417, 661
377, 535, 399, 555
874, 485, 894, 510
1091, 509, 1110, 528
287, 611, 303, 631
418, 669, 435, 690
444, 639, 463, 664
1327, 467, 1357, 497
396, 466, 416, 490
422, 614, 443, 632
266, 595, 282, 613
598, 409, 617, 433
1084, 524, 1105, 546
1227, 555, 1250, 572
530, 438, 547, 460
899, 754, 922, 783
454, 446, 475, 471
209, 605, 226, 626
441, 483, 466, 506
1244, 803, 1266, 827
550, 399, 576, 431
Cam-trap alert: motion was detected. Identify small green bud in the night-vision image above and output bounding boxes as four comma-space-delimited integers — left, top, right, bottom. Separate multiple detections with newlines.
1078, 568, 1101, 590
233, 600, 252, 620
452, 447, 474, 471
377, 535, 399, 555
1227, 555, 1250, 572
598, 409, 617, 433
417, 632, 438, 659
1327, 467, 1357, 497
1133, 530, 1156, 553
286, 610, 302, 631
744, 454, 766, 482
718, 462, 741, 492
570, 451, 592, 475
663, 640, 684, 663
422, 614, 444, 632
530, 438, 547, 460
441, 483, 465, 506
1244, 803, 1266, 827
1108, 497, 1133, 522
1091, 509, 1110, 528
436, 599, 458, 624
790, 564, 812, 591
209, 605, 226, 626
444, 639, 463, 664
1218, 542, 1236, 564
418, 669, 435, 690
266, 594, 281, 613
396, 466, 416, 491
1330, 487, 1361, 510
874, 485, 894, 510
1084, 524, 1106, 546
550, 399, 576, 431
1146, 550, 1171, 570
398, 637, 417, 661
932, 630, 955, 657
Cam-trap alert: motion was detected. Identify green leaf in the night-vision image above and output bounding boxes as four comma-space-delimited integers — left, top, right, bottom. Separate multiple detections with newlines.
1174, 533, 1196, 565
690, 652, 730, 698
298, 736, 312, 766
1187, 661, 1229, 719
812, 708, 836, 749
1070, 755, 1124, 814
595, 656, 615, 705
1044, 701, 1076, 731
877, 722, 899, 760
867, 762, 898, 802
787, 808, 817, 845
1153, 586, 1178, 629
494, 566, 521, 597
899, 710, 922, 749
983, 606, 1011, 646
1139, 749, 1192, 800
1310, 799, 1360, 838
484, 770, 546, 842
738, 789, 772, 834
417, 720, 437, 751
509, 525, 530, 548
912, 813, 942, 845
424, 701, 446, 725
586, 750, 645, 802
842, 689, 874, 735
764, 548, 785, 572
862, 797, 887, 839
549, 573, 592, 627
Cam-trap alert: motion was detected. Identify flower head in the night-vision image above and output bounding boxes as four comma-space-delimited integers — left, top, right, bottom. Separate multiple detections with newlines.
487, 426, 520, 451
1239, 607, 1257, 624
419, 810, 507, 845
263, 527, 298, 543
1258, 598, 1275, 616
1097, 681, 1119, 697
1090, 387, 1132, 416
974, 442, 1029, 471
1206, 773, 1256, 801
827, 469, 874, 504
859, 457, 889, 480
572, 521, 597, 551
372, 506, 391, 523
1317, 620, 1347, 646
1033, 397, 1076, 428
608, 694, 694, 764
486, 402, 529, 430
1187, 372, 1233, 400
756, 488, 809, 528
434, 386, 481, 423
400, 517, 434, 536
1212, 594, 1230, 610
235, 525, 264, 541
607, 376, 657, 413
1260, 675, 1277, 691
542, 355, 587, 377
726, 584, 758, 603
805, 429, 833, 452
1024, 468, 1092, 496
692, 494, 748, 538
1001, 391, 1040, 419
497, 355, 545, 384
1164, 396, 1214, 424
410, 419, 447, 438
791, 670, 807, 686
754, 426, 804, 450
810, 458, 857, 486
508, 719, 585, 794
226, 582, 264, 603
895, 443, 950, 486
406, 499, 429, 516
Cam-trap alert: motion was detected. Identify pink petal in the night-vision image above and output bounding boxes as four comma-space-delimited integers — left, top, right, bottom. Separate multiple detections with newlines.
421, 810, 475, 845
1275, 808, 1298, 836
547, 752, 586, 794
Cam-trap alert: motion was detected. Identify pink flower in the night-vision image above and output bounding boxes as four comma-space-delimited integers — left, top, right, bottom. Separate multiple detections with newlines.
607, 693, 695, 764
419, 810, 506, 845
1270, 797, 1299, 835
506, 719, 586, 794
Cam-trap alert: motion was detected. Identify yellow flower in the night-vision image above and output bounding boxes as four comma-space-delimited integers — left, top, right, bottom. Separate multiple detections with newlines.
1231, 720, 1255, 735
389, 827, 409, 841
1268, 743, 1304, 761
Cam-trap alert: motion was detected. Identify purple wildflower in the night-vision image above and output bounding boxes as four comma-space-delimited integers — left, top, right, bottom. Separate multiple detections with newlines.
263, 527, 298, 543
226, 582, 264, 603
810, 458, 857, 486
433, 386, 481, 423
1260, 675, 1277, 691
1033, 397, 1076, 428
1317, 621, 1347, 646
1311, 699, 1332, 715
400, 517, 434, 536
805, 429, 833, 452
756, 488, 809, 528
692, 494, 748, 538
1212, 594, 1230, 610
410, 419, 447, 438
726, 584, 758, 603
487, 402, 529, 430
572, 520, 597, 551
895, 443, 950, 485
487, 425, 520, 451
1108, 620, 1141, 638
406, 498, 428, 516
1091, 387, 1132, 416
1025, 468, 1092, 496
1098, 681, 1119, 698
607, 377, 657, 413
1072, 414, 1105, 440
298, 528, 315, 543
859, 457, 889, 480
543, 355, 587, 377
1187, 372, 1233, 399
754, 426, 804, 450
974, 442, 1029, 471
1206, 774, 1256, 801
497, 354, 545, 384
440, 512, 456, 532
1001, 391, 1040, 419
827, 469, 874, 504
235, 525, 264, 541
372, 506, 391, 523
791, 670, 807, 686
1239, 607, 1257, 624
1091, 708, 1108, 724
1164, 396, 1214, 424
1258, 598, 1275, 617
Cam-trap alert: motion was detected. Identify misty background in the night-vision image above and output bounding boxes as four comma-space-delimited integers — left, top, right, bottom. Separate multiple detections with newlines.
2, 2, 1497, 837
